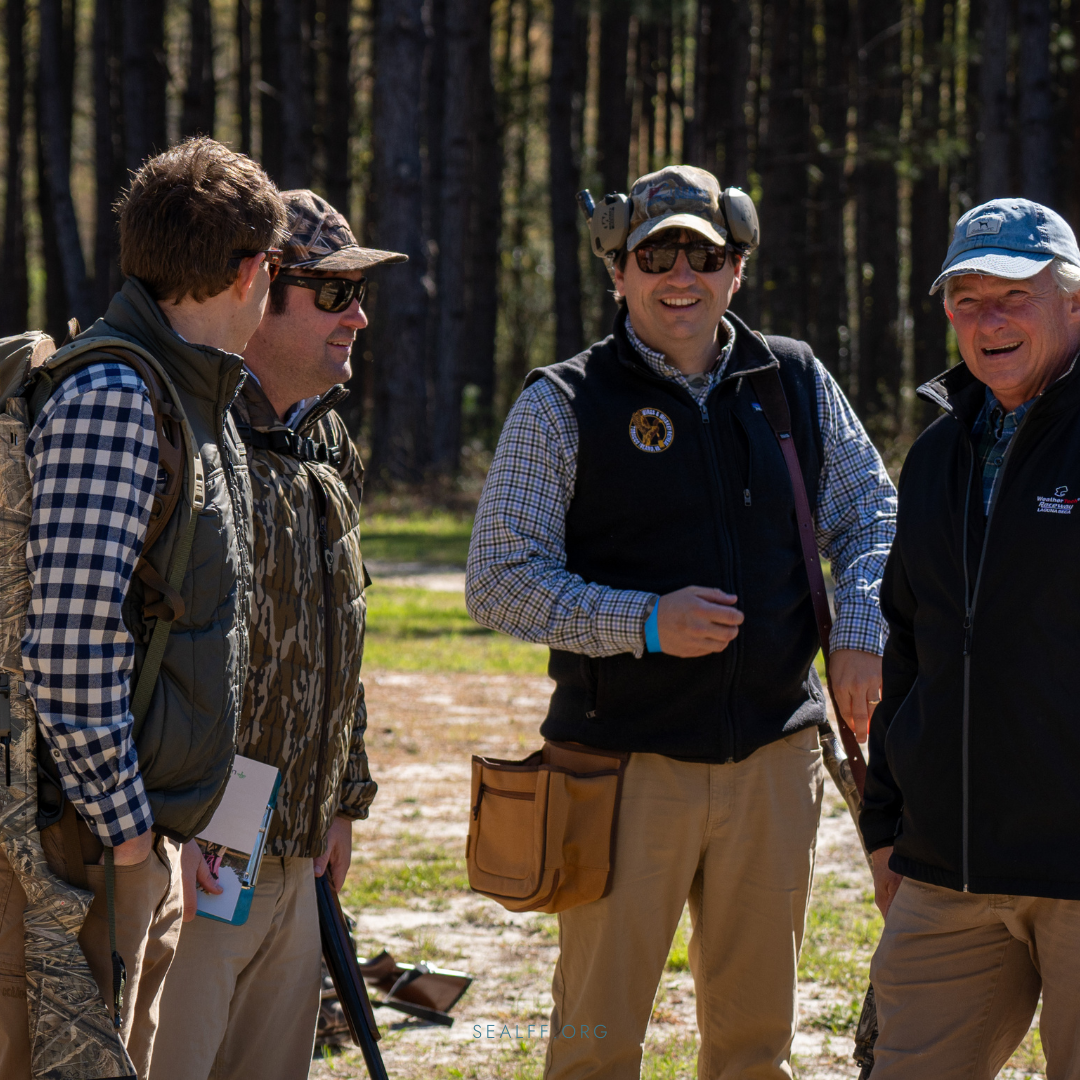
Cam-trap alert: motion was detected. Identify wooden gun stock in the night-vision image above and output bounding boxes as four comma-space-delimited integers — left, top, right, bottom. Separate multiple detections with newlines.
316, 875, 390, 1080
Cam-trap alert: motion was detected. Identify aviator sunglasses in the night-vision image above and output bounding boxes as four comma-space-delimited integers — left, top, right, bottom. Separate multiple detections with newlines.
228, 248, 283, 281
280, 275, 368, 313
634, 239, 727, 275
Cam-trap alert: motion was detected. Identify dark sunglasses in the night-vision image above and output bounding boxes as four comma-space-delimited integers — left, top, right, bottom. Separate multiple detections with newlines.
228, 248, 283, 281
634, 239, 727, 275
280, 275, 368, 313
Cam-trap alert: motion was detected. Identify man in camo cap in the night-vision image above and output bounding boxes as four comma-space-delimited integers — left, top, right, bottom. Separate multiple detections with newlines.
150, 190, 404, 1080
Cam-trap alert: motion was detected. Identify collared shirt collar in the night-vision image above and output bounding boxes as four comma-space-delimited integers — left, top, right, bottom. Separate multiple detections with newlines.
624, 316, 737, 405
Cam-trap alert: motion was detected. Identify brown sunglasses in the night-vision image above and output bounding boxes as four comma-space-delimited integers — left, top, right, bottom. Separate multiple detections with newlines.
228, 248, 284, 282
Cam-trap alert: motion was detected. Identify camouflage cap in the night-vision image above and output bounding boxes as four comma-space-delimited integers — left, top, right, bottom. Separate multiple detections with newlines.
626, 165, 728, 252
280, 189, 408, 271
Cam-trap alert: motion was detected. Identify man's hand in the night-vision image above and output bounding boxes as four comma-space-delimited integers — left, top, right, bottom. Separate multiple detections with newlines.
655, 586, 745, 658
105, 829, 154, 867
180, 838, 222, 922
314, 815, 354, 893
828, 648, 882, 744
871, 845, 903, 918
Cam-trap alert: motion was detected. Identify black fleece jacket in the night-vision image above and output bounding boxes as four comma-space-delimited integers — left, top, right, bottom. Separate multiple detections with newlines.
861, 354, 1080, 899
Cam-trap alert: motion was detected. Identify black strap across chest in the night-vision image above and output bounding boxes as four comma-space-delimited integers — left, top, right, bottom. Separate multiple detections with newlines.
237, 423, 343, 468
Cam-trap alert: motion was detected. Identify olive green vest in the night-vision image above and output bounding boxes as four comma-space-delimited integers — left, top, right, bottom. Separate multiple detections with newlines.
81, 277, 253, 841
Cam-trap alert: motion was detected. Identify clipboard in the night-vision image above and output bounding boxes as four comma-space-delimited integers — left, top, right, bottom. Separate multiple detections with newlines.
195, 755, 281, 926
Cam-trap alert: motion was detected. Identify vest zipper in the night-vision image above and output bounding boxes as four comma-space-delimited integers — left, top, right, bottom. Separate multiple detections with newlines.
308, 470, 335, 853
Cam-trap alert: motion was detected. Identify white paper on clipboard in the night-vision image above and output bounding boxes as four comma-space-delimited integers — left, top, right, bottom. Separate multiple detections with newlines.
199, 756, 280, 855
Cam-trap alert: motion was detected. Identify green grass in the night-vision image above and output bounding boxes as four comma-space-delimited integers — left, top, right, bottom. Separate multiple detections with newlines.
665, 907, 691, 972
363, 585, 548, 674
362, 512, 474, 566
799, 872, 882, 1034
341, 833, 470, 910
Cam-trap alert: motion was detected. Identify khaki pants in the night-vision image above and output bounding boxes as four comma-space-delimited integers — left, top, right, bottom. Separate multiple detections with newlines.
545, 726, 824, 1080
870, 877, 1080, 1080
0, 811, 183, 1079
149, 855, 322, 1080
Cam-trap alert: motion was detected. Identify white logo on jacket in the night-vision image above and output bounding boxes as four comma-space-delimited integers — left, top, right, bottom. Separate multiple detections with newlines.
1037, 486, 1077, 514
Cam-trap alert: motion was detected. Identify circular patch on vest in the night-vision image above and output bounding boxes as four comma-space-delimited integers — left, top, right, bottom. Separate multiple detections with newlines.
629, 408, 674, 453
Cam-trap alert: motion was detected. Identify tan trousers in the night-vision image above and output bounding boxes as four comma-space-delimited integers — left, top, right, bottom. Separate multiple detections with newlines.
870, 877, 1080, 1080
544, 726, 824, 1080
0, 813, 183, 1079
149, 855, 322, 1080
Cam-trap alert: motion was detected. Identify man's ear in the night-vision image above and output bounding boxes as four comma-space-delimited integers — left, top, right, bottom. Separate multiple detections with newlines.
612, 258, 627, 302
234, 254, 265, 300
731, 254, 744, 293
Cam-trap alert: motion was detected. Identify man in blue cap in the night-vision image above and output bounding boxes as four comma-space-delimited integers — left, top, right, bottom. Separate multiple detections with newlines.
861, 198, 1080, 1076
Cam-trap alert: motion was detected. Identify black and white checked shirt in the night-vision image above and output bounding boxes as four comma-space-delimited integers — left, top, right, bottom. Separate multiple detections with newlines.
23, 363, 158, 846
467, 319, 897, 659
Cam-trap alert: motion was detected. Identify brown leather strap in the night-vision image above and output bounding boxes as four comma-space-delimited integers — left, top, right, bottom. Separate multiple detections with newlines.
748, 364, 867, 797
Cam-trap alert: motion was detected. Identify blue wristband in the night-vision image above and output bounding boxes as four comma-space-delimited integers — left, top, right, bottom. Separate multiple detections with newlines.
644, 602, 662, 653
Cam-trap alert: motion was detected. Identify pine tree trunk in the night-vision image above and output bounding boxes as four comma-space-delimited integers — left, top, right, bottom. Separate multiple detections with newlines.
759, 0, 809, 338
260, 0, 283, 182
277, 0, 312, 189
813, 0, 852, 379
238, 0, 252, 155
1017, 0, 1052, 204
856, 0, 903, 427
431, 0, 478, 471
93, 0, 123, 315
324, 0, 352, 213
0, 0, 28, 335
122, 0, 167, 172
369, 0, 430, 483
38, 0, 93, 333
594, 0, 630, 334
181, 0, 215, 138
978, 0, 1010, 199
911, 0, 950, 428
695, 0, 751, 187
466, 0, 500, 436
549, 0, 586, 362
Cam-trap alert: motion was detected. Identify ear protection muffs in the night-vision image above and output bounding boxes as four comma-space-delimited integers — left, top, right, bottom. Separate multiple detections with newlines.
720, 187, 760, 253
577, 185, 761, 258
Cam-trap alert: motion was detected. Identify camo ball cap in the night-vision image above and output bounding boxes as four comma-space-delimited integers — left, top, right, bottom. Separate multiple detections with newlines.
280, 189, 408, 271
626, 165, 728, 252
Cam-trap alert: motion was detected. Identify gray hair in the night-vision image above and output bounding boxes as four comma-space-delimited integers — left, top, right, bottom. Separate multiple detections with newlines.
943, 256, 1080, 306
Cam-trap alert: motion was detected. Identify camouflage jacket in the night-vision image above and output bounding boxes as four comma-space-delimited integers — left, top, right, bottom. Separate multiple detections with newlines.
232, 377, 376, 858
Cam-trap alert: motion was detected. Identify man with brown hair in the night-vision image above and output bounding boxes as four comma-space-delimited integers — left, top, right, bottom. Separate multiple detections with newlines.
150, 189, 402, 1080
0, 137, 285, 1077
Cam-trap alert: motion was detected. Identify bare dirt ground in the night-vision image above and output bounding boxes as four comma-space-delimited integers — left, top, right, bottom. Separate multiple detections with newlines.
309, 670, 1044, 1080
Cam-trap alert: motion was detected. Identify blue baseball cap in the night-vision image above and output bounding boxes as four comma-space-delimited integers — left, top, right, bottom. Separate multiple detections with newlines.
930, 198, 1080, 294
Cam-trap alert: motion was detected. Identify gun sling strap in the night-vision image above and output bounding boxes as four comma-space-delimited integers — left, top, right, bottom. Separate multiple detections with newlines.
747, 361, 868, 799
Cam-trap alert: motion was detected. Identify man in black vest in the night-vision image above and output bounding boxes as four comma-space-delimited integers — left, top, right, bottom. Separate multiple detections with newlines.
467, 165, 896, 1080
861, 201, 1080, 1077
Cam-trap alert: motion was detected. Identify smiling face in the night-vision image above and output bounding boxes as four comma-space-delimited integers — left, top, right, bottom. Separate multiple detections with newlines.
945, 266, 1080, 411
243, 268, 368, 419
613, 228, 743, 374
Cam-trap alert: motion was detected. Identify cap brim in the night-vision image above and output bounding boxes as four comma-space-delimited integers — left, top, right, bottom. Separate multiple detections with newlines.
285, 245, 409, 272
627, 213, 727, 252
929, 250, 1053, 294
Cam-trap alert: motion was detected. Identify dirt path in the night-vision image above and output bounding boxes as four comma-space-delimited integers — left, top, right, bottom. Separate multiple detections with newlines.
309, 671, 1041, 1080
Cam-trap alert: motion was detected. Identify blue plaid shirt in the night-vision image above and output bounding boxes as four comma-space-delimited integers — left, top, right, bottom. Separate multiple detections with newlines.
468, 318, 897, 658
970, 386, 1034, 516
23, 363, 158, 846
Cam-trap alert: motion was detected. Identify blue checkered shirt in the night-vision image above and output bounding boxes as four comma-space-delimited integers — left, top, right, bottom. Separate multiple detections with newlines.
467, 319, 897, 658
23, 363, 159, 846
971, 386, 1034, 516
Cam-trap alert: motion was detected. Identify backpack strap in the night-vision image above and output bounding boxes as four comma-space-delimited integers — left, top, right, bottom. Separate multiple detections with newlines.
34, 338, 206, 725
747, 360, 867, 798
235, 422, 343, 468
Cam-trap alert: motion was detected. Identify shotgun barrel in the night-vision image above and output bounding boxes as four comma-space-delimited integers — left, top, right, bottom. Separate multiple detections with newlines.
316, 874, 390, 1080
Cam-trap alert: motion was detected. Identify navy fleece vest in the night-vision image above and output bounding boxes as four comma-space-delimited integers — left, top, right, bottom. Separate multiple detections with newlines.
527, 312, 825, 762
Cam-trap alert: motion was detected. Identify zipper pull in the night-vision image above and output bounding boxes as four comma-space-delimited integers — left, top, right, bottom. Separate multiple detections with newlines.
962, 611, 972, 655
319, 517, 334, 574
743, 488, 751, 507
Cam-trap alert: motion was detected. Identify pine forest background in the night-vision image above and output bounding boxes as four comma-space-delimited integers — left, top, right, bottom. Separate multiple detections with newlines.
6, 0, 1080, 485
